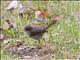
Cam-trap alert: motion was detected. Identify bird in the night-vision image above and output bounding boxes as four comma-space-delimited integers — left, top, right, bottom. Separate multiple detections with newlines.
24, 15, 63, 42
24, 25, 47, 41
24, 18, 58, 42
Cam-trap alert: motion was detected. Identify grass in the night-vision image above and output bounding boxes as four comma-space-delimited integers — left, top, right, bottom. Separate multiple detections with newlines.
1, 1, 80, 60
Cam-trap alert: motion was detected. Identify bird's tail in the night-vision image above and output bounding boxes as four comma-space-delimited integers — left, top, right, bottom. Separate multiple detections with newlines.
44, 15, 63, 31
44, 20, 57, 30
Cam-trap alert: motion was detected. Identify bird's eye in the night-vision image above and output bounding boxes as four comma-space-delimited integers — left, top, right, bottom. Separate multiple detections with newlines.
24, 26, 31, 31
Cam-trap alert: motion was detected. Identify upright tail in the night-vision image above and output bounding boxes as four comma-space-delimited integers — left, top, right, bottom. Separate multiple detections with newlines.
44, 15, 63, 31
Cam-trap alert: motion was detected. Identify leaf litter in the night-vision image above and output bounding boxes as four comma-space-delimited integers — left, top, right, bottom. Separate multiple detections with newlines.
4, 40, 56, 60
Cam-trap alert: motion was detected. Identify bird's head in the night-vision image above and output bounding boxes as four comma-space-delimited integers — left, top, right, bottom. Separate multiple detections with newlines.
24, 25, 32, 31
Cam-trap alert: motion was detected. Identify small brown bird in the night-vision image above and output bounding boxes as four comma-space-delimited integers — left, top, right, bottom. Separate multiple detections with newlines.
24, 25, 47, 41
24, 15, 63, 42
24, 19, 57, 42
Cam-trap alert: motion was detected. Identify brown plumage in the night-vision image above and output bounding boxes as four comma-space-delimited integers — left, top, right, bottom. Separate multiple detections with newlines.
24, 15, 63, 41
24, 19, 57, 41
